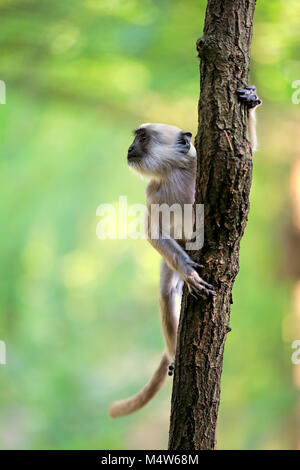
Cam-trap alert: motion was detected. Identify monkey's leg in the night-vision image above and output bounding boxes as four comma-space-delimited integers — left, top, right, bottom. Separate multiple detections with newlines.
237, 85, 262, 153
159, 260, 179, 363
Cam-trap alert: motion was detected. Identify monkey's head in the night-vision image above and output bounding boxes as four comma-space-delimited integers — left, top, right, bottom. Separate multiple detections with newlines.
127, 123, 196, 179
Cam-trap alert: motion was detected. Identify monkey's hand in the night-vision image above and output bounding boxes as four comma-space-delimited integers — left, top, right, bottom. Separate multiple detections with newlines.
237, 85, 262, 109
147, 228, 216, 298
182, 261, 216, 298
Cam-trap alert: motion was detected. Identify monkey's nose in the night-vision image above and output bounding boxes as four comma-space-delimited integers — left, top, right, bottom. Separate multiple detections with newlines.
128, 145, 134, 154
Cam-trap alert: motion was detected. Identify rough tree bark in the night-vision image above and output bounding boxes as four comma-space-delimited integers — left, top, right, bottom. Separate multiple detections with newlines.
169, 0, 257, 450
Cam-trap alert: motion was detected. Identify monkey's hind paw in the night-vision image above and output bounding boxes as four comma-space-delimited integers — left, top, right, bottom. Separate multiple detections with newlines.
168, 362, 175, 376
237, 85, 262, 109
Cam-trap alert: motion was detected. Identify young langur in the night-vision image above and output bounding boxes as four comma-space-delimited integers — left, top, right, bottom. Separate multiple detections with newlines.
109, 85, 261, 418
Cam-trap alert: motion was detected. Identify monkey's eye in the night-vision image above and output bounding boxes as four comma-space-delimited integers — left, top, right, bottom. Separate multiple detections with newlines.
140, 133, 147, 142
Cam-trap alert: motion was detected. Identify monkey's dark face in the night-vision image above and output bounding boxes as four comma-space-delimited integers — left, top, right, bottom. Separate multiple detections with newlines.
127, 123, 196, 179
127, 128, 149, 163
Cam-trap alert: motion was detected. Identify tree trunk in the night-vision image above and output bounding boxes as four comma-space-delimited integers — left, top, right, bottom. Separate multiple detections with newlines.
168, 0, 257, 450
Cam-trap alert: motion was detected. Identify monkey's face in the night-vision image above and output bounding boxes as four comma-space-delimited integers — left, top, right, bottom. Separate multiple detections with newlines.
127, 123, 196, 179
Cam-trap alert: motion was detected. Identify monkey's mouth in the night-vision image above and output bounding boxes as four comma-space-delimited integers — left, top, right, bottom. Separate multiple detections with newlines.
127, 153, 142, 163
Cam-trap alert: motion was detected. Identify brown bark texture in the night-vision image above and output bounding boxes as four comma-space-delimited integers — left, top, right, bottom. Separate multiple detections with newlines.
169, 0, 257, 450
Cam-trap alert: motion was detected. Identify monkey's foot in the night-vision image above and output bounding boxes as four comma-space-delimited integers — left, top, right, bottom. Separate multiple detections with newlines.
185, 264, 216, 298
168, 361, 175, 376
237, 85, 262, 109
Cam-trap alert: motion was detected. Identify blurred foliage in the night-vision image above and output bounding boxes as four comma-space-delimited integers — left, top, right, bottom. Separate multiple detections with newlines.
0, 0, 299, 450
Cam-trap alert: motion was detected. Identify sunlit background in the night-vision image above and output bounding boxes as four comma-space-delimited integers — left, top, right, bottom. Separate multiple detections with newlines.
0, 0, 299, 450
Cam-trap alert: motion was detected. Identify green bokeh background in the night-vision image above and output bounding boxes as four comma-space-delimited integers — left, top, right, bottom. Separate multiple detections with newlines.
0, 0, 299, 450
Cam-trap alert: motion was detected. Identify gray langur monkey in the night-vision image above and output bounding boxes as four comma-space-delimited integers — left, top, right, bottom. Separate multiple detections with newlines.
109, 85, 261, 418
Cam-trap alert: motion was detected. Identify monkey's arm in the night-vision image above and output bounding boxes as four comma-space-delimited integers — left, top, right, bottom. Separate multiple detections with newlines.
237, 85, 262, 153
146, 217, 215, 297
248, 108, 257, 152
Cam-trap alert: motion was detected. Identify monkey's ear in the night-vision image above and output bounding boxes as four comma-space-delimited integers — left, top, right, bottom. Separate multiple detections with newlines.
176, 131, 192, 154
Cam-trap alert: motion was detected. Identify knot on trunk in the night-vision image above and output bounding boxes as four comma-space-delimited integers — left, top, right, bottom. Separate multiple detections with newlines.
196, 35, 222, 63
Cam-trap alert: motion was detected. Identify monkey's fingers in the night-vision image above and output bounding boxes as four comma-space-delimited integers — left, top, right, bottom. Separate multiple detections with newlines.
190, 269, 214, 290
187, 278, 216, 298
192, 285, 216, 298
190, 261, 204, 270
185, 269, 216, 298
237, 88, 251, 95
237, 86, 262, 108
237, 85, 256, 94
245, 85, 256, 91
198, 278, 214, 289
196, 285, 216, 297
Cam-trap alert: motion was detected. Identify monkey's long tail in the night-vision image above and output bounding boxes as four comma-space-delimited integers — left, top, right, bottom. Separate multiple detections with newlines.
109, 352, 169, 418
